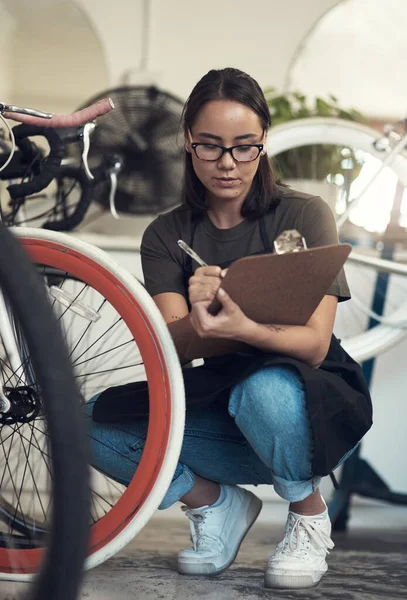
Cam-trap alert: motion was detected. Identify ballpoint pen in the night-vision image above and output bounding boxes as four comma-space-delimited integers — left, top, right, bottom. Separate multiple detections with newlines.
177, 239, 208, 267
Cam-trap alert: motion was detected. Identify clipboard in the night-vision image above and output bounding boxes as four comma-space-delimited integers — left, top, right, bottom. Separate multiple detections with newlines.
168, 243, 351, 363
207, 243, 352, 324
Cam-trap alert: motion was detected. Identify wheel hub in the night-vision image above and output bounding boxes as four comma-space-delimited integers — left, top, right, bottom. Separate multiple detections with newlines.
0, 386, 41, 424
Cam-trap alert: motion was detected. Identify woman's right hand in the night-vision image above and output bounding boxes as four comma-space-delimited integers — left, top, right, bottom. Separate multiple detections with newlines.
188, 266, 223, 307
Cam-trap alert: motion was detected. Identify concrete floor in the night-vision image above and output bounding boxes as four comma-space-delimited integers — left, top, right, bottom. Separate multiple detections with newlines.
80, 501, 407, 600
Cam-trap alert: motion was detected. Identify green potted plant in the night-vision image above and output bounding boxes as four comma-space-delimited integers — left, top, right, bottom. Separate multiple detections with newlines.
264, 89, 365, 210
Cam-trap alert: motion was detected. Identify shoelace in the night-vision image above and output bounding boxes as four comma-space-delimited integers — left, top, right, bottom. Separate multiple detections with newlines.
181, 507, 223, 552
284, 514, 334, 555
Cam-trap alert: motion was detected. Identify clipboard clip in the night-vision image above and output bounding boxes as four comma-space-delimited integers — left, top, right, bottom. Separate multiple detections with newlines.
273, 229, 307, 254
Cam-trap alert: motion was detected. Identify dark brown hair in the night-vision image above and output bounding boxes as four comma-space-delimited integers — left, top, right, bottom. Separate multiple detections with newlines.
181, 67, 280, 218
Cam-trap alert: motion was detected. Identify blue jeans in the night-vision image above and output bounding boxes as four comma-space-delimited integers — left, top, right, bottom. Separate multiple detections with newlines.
85, 365, 354, 509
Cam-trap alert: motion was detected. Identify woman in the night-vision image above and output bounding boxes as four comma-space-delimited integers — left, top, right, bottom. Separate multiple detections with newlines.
88, 67, 372, 589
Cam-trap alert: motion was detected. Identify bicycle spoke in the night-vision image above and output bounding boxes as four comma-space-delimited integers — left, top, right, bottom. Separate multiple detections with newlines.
75, 363, 142, 378
13, 424, 48, 526
69, 316, 123, 365
72, 339, 135, 369
89, 482, 117, 518
0, 428, 29, 533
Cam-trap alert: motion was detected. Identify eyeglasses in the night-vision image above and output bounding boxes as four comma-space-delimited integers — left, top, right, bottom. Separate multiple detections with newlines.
191, 143, 264, 163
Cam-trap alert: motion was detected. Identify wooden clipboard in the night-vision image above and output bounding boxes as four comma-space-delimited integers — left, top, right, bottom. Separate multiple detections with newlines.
168, 243, 351, 363
207, 243, 351, 324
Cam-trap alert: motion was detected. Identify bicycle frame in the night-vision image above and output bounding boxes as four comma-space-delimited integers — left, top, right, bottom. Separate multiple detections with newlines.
0, 289, 29, 387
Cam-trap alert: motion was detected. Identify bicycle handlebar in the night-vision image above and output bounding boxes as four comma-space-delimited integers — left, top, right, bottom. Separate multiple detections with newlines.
0, 96, 115, 226
7, 125, 64, 200
1, 97, 114, 128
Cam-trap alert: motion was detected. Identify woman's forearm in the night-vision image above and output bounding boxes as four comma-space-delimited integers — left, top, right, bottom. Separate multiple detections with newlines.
236, 318, 327, 368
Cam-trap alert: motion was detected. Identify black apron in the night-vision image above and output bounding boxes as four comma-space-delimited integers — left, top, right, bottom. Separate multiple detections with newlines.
93, 214, 373, 477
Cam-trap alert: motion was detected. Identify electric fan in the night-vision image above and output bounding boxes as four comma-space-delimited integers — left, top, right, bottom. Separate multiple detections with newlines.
76, 85, 185, 215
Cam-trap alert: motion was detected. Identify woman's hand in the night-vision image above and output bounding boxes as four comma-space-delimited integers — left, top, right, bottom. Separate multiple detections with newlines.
190, 288, 251, 340
188, 266, 224, 307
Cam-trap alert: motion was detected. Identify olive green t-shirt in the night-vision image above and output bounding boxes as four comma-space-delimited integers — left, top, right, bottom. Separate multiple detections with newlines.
140, 186, 350, 302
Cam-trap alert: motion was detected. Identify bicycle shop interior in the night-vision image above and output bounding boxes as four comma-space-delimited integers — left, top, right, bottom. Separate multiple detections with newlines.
0, 1, 406, 599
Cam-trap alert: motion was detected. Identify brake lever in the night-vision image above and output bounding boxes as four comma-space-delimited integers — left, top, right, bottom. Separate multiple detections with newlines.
107, 158, 122, 220
81, 121, 96, 180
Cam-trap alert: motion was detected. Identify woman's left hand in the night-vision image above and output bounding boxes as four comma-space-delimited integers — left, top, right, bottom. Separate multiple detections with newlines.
190, 288, 250, 340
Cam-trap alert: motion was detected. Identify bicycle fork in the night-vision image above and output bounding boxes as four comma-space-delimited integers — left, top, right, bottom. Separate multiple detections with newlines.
0, 287, 29, 414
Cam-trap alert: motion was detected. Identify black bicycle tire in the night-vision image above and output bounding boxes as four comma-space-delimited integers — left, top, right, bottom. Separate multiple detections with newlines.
43, 165, 95, 232
0, 223, 89, 600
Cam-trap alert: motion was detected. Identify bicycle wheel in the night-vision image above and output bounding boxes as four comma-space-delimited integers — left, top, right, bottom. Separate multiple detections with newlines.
11, 227, 185, 571
0, 224, 89, 599
267, 117, 407, 361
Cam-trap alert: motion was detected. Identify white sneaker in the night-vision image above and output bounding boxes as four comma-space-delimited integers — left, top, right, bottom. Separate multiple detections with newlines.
264, 505, 334, 589
177, 485, 262, 576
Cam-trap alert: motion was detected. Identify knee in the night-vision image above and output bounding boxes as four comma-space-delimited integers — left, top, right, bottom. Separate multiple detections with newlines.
82, 394, 147, 482
229, 366, 307, 432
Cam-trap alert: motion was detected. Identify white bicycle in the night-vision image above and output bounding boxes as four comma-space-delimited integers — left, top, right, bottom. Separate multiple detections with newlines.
0, 101, 185, 586
267, 116, 407, 362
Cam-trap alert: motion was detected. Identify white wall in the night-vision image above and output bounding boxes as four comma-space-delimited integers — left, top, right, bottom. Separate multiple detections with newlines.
74, 0, 145, 88
75, 0, 341, 97
0, 0, 109, 113
287, 0, 407, 119
5, 0, 402, 116
0, 3, 15, 102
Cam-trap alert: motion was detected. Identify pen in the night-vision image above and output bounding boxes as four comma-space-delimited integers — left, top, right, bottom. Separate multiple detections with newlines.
177, 239, 208, 267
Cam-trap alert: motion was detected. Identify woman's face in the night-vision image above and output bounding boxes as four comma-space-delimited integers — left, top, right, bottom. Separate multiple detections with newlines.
186, 100, 266, 208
